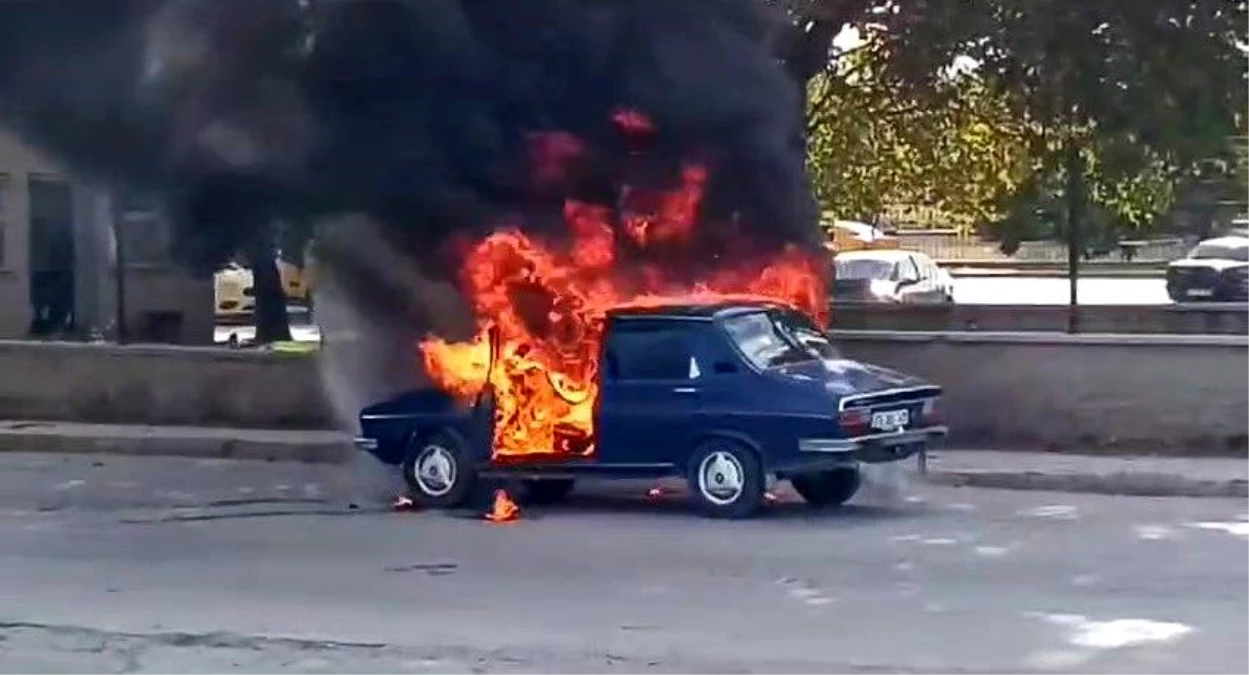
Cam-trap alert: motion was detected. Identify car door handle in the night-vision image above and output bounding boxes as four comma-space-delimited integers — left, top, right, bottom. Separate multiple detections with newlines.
672, 387, 699, 395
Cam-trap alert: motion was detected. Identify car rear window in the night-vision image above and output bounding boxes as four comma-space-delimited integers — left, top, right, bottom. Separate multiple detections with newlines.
606, 323, 695, 381
835, 258, 896, 280
722, 312, 814, 370
1190, 243, 1249, 262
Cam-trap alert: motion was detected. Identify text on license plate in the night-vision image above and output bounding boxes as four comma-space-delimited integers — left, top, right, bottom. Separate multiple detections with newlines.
870, 409, 910, 432
1187, 288, 1214, 297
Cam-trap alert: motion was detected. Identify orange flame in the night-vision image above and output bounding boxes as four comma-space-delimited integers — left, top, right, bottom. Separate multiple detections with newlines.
485, 489, 521, 523
420, 111, 828, 461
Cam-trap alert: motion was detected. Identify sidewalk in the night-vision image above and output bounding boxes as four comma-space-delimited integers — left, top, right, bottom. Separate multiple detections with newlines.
0, 420, 350, 464
924, 449, 1247, 498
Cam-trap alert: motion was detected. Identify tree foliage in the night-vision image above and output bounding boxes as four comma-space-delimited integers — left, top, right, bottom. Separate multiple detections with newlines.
778, 0, 1247, 244
804, 31, 1031, 228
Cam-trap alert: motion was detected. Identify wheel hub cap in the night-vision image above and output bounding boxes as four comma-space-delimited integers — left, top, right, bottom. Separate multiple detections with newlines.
414, 445, 456, 497
698, 451, 744, 505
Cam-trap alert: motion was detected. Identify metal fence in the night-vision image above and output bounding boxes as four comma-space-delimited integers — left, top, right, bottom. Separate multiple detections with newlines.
895, 230, 1190, 263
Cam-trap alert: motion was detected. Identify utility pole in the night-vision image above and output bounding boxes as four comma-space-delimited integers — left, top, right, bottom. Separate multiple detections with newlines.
1064, 139, 1082, 334
109, 193, 128, 344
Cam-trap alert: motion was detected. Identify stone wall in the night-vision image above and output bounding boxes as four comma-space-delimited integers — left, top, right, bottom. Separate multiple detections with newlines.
834, 331, 1248, 455
831, 303, 1249, 335
0, 332, 1244, 455
0, 340, 333, 429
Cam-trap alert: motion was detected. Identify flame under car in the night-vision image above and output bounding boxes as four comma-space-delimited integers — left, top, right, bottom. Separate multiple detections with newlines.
355, 302, 947, 519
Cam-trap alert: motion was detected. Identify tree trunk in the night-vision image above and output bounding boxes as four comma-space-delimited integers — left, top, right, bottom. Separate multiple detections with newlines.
245, 234, 292, 344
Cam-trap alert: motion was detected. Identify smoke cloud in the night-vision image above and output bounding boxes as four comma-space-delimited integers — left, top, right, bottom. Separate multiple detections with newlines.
0, 0, 822, 407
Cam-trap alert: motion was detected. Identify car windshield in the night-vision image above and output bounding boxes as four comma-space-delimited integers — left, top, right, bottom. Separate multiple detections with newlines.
721, 310, 825, 370
835, 258, 895, 280
1189, 243, 1249, 262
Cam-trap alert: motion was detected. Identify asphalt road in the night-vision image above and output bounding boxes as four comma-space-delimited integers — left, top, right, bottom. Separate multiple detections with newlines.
1, 453, 1245, 673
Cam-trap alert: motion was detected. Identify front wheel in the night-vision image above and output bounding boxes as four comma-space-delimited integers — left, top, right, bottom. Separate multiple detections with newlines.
401, 430, 478, 508
686, 438, 766, 519
790, 468, 862, 507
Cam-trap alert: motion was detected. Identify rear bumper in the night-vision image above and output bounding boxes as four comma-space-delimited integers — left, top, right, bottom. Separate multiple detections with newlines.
798, 426, 948, 463
353, 436, 379, 452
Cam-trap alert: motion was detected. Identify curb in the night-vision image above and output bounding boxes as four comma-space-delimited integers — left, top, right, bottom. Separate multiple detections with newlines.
925, 469, 1248, 499
0, 430, 351, 464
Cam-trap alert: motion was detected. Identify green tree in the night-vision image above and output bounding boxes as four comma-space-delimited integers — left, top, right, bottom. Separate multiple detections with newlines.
804, 30, 1031, 228
965, 0, 1246, 320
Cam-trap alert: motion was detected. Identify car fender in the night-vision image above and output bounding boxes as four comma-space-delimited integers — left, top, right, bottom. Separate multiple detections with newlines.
684, 428, 765, 472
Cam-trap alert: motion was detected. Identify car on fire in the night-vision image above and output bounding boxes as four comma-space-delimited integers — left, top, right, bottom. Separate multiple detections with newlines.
355, 301, 947, 519
1165, 235, 1249, 303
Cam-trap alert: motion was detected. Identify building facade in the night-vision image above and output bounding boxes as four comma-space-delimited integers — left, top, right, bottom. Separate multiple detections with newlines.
0, 128, 213, 344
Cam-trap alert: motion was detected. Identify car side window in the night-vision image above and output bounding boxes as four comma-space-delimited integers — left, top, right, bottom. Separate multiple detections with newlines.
607, 322, 697, 381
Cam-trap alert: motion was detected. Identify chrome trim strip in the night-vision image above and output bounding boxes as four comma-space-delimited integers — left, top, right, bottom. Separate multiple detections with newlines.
353, 437, 379, 451
359, 413, 413, 421
837, 387, 942, 411
799, 426, 948, 453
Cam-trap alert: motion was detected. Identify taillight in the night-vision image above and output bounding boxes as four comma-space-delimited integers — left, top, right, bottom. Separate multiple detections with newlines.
921, 399, 940, 424
838, 408, 869, 435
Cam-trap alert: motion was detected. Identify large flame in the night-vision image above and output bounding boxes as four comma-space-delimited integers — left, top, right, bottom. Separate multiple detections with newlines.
420, 112, 827, 461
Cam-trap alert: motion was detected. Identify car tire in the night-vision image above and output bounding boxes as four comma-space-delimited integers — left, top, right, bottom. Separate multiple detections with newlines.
401, 429, 477, 508
790, 468, 862, 507
686, 438, 766, 519
519, 478, 576, 506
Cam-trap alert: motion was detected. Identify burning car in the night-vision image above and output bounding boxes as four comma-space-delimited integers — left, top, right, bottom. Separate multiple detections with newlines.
356, 300, 946, 519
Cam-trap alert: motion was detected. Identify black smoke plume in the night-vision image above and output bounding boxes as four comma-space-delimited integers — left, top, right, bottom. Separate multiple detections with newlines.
0, 0, 822, 377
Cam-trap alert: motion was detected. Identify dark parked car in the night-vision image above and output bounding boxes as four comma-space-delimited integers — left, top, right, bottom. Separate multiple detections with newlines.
1166, 236, 1249, 303
355, 302, 947, 519
833, 250, 954, 304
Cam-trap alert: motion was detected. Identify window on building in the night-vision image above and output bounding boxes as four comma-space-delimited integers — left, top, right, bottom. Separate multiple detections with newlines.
116, 191, 171, 266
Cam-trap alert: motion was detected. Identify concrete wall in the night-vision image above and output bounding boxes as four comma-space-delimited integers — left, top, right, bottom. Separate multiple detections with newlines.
0, 340, 334, 429
831, 303, 1249, 335
833, 331, 1248, 455
0, 128, 214, 344
0, 334, 1243, 455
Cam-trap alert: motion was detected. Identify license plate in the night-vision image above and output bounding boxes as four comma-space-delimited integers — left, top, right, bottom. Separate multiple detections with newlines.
870, 409, 909, 432
1187, 288, 1214, 297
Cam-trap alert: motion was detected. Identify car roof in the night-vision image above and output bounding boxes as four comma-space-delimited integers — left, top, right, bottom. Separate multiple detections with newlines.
606, 301, 785, 321
836, 249, 916, 262
1196, 235, 1249, 248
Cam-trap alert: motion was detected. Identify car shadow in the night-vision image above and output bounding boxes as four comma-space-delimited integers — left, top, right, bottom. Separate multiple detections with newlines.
440, 480, 923, 523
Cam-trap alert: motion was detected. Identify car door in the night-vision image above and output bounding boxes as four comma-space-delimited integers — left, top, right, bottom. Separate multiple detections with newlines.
595, 319, 705, 467
914, 253, 945, 303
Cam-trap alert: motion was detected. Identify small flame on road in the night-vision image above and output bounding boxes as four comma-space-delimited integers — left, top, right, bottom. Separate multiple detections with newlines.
485, 489, 521, 523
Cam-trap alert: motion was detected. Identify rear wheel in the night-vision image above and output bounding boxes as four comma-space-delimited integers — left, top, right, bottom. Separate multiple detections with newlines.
686, 438, 766, 519
519, 478, 576, 505
401, 430, 477, 508
790, 468, 862, 507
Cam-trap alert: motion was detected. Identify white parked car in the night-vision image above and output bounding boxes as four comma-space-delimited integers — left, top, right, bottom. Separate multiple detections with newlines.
833, 250, 954, 304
